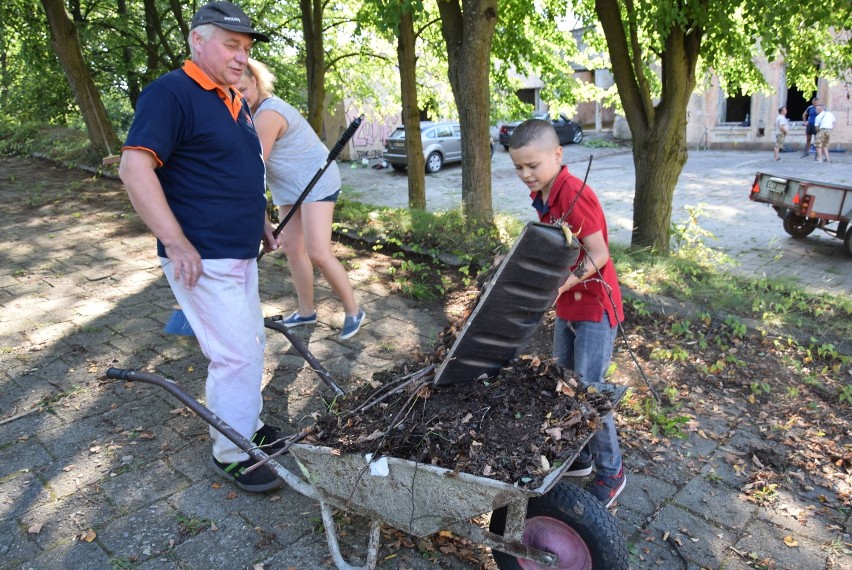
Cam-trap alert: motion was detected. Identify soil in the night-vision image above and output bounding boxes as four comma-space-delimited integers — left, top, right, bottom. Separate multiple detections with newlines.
310, 263, 616, 488
312, 356, 614, 488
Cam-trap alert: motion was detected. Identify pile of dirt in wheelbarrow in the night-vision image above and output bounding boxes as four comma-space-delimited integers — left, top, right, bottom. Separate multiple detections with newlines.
309, 258, 617, 488
310, 356, 613, 488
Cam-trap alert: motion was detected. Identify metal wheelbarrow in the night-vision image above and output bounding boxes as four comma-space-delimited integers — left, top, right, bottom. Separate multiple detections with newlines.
107, 222, 630, 569
106, 367, 627, 569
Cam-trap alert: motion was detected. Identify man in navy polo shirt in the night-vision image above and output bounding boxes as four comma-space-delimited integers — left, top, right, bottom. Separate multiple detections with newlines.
119, 1, 284, 492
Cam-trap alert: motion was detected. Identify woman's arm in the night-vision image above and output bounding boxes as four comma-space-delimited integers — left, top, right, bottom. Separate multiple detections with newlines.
253, 108, 289, 162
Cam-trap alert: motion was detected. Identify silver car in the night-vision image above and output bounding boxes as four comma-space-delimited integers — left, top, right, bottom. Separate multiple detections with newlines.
383, 121, 493, 174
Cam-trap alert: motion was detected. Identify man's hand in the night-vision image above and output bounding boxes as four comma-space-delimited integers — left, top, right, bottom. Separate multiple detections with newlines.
163, 237, 202, 288
260, 219, 282, 253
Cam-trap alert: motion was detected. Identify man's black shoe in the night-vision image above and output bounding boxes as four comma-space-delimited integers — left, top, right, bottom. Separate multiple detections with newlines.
252, 424, 287, 453
210, 455, 283, 493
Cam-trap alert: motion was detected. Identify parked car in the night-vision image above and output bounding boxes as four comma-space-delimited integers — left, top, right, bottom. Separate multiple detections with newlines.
383, 121, 494, 174
498, 112, 584, 150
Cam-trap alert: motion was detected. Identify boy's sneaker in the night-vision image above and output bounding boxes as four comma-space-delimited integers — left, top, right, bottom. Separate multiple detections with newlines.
252, 424, 286, 454
588, 467, 626, 507
339, 309, 365, 340
210, 455, 283, 493
562, 455, 593, 477
280, 311, 317, 328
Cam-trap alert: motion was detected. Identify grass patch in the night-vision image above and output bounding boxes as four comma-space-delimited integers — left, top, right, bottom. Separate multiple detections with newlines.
0, 121, 101, 168
334, 196, 523, 268
612, 244, 851, 344
334, 198, 851, 346
582, 138, 623, 148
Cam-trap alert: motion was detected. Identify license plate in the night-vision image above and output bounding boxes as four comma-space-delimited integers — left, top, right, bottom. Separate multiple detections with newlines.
766, 179, 786, 193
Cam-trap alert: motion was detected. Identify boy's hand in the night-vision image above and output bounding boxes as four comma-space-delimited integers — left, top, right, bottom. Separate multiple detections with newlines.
553, 277, 576, 306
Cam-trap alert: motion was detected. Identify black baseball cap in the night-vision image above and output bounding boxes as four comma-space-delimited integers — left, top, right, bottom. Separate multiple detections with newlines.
190, 1, 270, 42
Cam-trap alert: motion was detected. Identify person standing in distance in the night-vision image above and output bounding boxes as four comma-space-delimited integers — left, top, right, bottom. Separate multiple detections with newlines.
119, 1, 285, 492
814, 105, 836, 163
774, 106, 788, 162
802, 97, 819, 158
236, 59, 365, 340
508, 119, 627, 507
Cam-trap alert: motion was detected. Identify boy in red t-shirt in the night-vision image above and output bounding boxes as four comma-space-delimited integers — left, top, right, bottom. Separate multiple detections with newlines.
509, 118, 626, 507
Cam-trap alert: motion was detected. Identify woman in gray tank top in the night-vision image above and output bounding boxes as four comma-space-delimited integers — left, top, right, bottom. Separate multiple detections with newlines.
238, 59, 365, 340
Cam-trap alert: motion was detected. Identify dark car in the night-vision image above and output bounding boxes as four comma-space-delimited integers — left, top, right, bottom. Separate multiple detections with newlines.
498, 112, 584, 150
383, 121, 494, 174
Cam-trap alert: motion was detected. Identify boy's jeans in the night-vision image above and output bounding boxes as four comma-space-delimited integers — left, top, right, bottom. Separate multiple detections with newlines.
553, 314, 623, 477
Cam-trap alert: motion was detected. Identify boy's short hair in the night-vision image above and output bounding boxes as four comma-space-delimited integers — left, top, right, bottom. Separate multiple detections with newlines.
778, 106, 785, 113
509, 119, 559, 150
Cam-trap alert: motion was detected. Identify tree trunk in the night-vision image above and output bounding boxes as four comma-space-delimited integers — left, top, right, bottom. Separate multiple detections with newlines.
40, 0, 120, 159
595, 0, 701, 254
438, 0, 497, 226
630, 129, 683, 252
300, 0, 326, 135
397, 9, 426, 209
117, 0, 140, 107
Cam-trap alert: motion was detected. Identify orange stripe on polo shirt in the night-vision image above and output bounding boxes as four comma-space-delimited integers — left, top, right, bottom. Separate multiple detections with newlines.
120, 146, 163, 168
182, 60, 244, 121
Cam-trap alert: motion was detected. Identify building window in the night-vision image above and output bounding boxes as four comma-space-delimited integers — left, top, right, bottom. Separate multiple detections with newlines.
516, 88, 538, 108
723, 90, 752, 124
785, 76, 817, 124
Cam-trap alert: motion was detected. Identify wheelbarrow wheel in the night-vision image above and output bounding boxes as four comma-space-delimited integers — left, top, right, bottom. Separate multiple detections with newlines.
489, 480, 628, 570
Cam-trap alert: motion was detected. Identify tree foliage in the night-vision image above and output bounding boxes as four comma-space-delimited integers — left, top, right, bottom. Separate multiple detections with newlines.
1, 0, 848, 236
574, 0, 851, 253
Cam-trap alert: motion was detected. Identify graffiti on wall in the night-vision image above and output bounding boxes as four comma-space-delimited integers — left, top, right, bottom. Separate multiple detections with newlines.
346, 106, 401, 160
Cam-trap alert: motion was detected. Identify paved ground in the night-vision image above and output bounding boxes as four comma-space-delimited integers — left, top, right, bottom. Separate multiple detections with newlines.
1, 154, 849, 570
341, 145, 852, 296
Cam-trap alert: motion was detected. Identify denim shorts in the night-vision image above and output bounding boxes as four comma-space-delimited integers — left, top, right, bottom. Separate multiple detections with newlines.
317, 189, 340, 203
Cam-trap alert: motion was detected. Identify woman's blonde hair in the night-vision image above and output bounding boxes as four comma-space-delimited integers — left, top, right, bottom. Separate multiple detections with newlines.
244, 58, 276, 97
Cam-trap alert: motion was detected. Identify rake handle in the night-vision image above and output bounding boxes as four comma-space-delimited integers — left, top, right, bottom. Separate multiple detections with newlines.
258, 115, 364, 261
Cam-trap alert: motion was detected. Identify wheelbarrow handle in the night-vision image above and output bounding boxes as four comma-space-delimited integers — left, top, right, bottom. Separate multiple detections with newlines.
104, 368, 317, 499
258, 115, 364, 261
264, 317, 345, 396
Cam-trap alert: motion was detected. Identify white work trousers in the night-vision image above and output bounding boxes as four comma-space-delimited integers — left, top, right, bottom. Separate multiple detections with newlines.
161, 257, 266, 463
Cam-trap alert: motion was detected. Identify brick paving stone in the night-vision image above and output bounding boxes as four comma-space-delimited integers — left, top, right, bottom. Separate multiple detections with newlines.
756, 488, 845, 543
170, 513, 282, 568
672, 476, 757, 531
18, 492, 121, 553
17, 539, 112, 570
95, 501, 181, 565
0, 470, 52, 521
617, 473, 677, 516
648, 503, 739, 569
734, 518, 829, 570
0, 515, 43, 565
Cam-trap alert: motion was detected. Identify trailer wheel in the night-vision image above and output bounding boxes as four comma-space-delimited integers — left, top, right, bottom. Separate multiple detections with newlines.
782, 215, 817, 238
489, 480, 628, 570
844, 226, 852, 257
